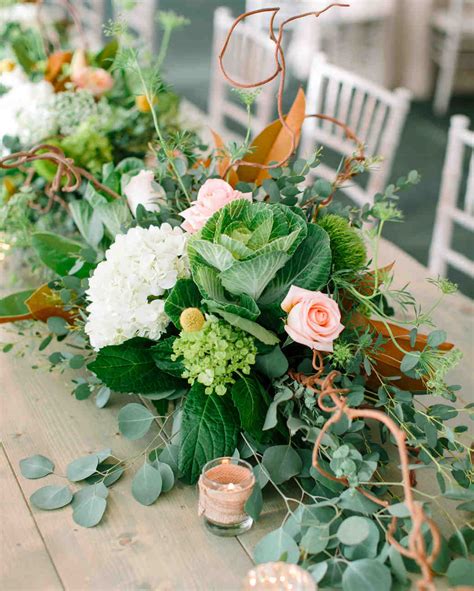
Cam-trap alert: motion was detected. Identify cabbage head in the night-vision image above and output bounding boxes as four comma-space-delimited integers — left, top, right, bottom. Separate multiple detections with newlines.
187, 199, 332, 338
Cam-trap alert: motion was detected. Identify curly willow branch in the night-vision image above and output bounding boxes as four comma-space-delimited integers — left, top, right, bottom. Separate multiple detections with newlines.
0, 144, 121, 204
219, 4, 366, 204
289, 351, 441, 591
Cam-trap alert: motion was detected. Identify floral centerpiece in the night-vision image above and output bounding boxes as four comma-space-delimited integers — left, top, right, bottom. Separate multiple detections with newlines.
0, 5, 472, 591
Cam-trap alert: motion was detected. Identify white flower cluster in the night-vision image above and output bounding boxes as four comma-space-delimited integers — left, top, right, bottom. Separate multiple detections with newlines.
53, 89, 112, 136
85, 224, 189, 350
0, 70, 56, 153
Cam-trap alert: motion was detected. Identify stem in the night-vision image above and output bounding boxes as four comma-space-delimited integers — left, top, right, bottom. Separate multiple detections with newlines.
155, 25, 172, 71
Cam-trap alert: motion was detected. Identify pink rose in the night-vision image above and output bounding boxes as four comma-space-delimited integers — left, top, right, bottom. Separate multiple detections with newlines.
281, 286, 344, 352
179, 179, 251, 233
72, 67, 114, 97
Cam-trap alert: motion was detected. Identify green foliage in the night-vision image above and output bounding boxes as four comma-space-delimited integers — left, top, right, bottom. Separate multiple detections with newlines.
61, 123, 113, 175
118, 403, 155, 440
231, 377, 269, 440
131, 461, 162, 505
20, 455, 54, 479
178, 383, 239, 484
72, 483, 108, 528
316, 214, 367, 273
164, 278, 202, 329
0, 289, 34, 318
88, 338, 185, 396
30, 486, 73, 511
31, 232, 93, 278
254, 528, 300, 564
172, 315, 257, 396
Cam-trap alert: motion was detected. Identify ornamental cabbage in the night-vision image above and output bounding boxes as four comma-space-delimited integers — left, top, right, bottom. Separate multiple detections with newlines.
187, 199, 332, 334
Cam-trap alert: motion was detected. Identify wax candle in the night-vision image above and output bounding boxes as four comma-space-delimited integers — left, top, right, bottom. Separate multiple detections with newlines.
242, 562, 317, 591
198, 457, 255, 536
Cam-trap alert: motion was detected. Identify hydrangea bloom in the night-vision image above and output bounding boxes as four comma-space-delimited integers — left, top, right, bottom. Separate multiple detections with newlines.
85, 224, 189, 350
0, 74, 56, 152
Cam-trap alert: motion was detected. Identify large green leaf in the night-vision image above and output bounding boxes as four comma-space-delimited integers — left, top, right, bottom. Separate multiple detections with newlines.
231, 377, 269, 440
95, 199, 132, 239
178, 383, 239, 484
210, 308, 279, 345
69, 200, 104, 248
31, 232, 92, 278
262, 445, 303, 484
150, 338, 185, 378
220, 251, 290, 300
189, 240, 235, 271
88, 338, 185, 395
164, 278, 202, 329
0, 289, 34, 318
259, 224, 331, 305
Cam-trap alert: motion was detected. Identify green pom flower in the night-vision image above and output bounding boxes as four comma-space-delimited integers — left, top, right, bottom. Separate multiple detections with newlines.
61, 122, 113, 175
171, 315, 257, 396
316, 214, 367, 273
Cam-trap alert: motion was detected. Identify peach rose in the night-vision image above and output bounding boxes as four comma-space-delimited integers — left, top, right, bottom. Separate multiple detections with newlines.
281, 286, 344, 352
179, 179, 251, 234
72, 67, 114, 97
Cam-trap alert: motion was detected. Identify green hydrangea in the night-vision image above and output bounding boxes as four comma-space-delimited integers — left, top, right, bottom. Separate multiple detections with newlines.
61, 123, 113, 175
171, 315, 257, 396
316, 214, 366, 273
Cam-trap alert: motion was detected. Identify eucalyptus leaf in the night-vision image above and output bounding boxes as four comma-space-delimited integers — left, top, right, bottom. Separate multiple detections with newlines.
66, 454, 99, 482
262, 445, 302, 485
446, 558, 473, 587
30, 485, 72, 510
244, 483, 263, 521
341, 559, 391, 591
118, 403, 155, 440
20, 455, 54, 479
337, 516, 371, 545
72, 483, 108, 528
254, 528, 300, 564
131, 461, 162, 505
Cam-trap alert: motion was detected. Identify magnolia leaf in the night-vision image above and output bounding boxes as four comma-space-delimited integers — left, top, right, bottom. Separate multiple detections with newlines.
30, 485, 72, 510
72, 484, 108, 528
211, 129, 239, 187
26, 284, 76, 323
231, 377, 269, 440
131, 461, 162, 505
20, 455, 54, 479
178, 383, 239, 484
164, 278, 202, 329
31, 232, 93, 278
262, 445, 302, 485
118, 403, 155, 440
341, 559, 392, 591
253, 528, 300, 564
259, 224, 331, 305
66, 454, 99, 482
237, 88, 306, 185
0, 289, 35, 323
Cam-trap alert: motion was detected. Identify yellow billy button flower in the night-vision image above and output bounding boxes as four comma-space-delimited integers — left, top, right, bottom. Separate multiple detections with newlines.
180, 308, 205, 333
0, 59, 15, 73
135, 94, 157, 113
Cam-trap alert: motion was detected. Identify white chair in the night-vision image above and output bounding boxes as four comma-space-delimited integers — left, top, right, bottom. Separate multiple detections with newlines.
429, 115, 474, 279
432, 0, 474, 115
208, 6, 277, 138
300, 53, 411, 208
245, 0, 397, 88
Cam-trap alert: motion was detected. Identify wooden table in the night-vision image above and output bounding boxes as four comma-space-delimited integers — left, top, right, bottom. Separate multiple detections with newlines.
1, 104, 473, 591
1, 238, 472, 591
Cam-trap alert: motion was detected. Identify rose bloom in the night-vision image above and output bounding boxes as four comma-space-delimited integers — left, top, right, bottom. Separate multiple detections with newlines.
72, 67, 114, 97
281, 286, 344, 352
180, 179, 251, 233
123, 169, 165, 216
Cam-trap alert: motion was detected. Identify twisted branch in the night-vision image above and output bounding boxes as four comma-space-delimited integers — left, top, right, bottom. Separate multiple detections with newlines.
219, 4, 366, 205
0, 144, 121, 204
290, 351, 441, 591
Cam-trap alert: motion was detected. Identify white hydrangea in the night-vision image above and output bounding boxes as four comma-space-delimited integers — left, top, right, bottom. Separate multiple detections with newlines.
85, 224, 189, 350
0, 76, 57, 152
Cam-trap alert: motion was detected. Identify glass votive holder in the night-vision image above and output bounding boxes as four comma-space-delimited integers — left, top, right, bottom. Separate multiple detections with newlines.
241, 562, 317, 591
198, 457, 255, 537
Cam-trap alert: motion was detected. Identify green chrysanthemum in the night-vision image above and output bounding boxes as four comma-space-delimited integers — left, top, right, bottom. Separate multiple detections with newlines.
171, 315, 257, 396
316, 214, 367, 273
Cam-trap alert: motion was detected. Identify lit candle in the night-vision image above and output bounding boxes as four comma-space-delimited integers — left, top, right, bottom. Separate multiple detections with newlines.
241, 562, 317, 591
198, 457, 255, 536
